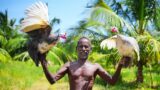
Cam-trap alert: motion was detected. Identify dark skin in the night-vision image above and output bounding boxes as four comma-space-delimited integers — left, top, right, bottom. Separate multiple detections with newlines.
40, 38, 129, 90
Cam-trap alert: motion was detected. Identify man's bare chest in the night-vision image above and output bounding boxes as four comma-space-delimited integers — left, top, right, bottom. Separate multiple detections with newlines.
68, 64, 96, 79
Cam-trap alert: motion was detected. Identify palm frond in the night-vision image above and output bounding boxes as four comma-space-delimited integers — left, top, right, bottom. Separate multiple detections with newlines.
50, 17, 60, 27
47, 50, 63, 65
137, 32, 160, 64
69, 20, 107, 41
5, 37, 27, 53
88, 6, 136, 35
0, 48, 12, 62
47, 47, 70, 66
147, 38, 160, 63
0, 35, 7, 47
13, 51, 29, 61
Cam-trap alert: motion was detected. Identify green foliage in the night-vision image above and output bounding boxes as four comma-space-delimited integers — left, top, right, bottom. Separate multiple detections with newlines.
89, 49, 120, 69
0, 10, 28, 61
13, 51, 30, 61
0, 10, 17, 39
5, 37, 27, 55
46, 47, 71, 66
0, 2, 160, 90
50, 17, 61, 28
88, 7, 133, 33
137, 32, 160, 64
0, 48, 12, 63
126, 0, 156, 21
0, 34, 7, 47
154, 7, 160, 30
87, 0, 136, 36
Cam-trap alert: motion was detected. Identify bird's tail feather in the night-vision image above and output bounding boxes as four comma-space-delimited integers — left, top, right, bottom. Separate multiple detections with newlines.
21, 1, 49, 32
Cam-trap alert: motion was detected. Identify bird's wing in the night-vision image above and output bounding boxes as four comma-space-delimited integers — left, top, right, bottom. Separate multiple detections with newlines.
21, 1, 49, 32
100, 35, 117, 49
27, 39, 40, 66
118, 35, 140, 61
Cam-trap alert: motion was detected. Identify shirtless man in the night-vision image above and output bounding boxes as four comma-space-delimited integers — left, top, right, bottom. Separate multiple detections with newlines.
39, 37, 128, 90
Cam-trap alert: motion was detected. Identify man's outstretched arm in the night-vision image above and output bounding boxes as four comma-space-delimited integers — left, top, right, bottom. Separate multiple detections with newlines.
40, 54, 69, 84
96, 57, 127, 85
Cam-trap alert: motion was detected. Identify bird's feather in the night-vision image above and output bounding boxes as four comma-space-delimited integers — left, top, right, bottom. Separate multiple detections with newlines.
100, 35, 117, 49
100, 34, 140, 61
117, 35, 140, 61
21, 1, 49, 32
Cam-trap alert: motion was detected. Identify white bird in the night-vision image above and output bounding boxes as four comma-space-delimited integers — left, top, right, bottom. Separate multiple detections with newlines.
100, 27, 140, 62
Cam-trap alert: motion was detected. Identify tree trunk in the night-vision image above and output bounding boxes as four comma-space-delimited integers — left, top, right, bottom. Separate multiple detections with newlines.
136, 60, 143, 83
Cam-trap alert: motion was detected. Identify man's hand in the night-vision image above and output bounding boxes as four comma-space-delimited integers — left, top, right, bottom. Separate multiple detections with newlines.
119, 56, 131, 67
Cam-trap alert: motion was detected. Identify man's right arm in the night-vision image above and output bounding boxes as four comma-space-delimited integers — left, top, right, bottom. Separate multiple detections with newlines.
40, 55, 69, 84
40, 59, 56, 84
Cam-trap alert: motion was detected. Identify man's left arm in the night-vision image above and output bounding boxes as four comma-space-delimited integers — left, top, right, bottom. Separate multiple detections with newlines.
96, 57, 126, 85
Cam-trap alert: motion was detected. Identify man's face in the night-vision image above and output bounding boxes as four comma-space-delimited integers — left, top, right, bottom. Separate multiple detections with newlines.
77, 39, 91, 60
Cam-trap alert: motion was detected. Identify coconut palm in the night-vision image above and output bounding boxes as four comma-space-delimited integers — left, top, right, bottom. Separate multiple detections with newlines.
108, 0, 160, 83
69, 0, 160, 83
0, 10, 28, 62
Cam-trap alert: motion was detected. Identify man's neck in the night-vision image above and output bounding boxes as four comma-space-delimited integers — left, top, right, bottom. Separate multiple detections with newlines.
77, 58, 87, 65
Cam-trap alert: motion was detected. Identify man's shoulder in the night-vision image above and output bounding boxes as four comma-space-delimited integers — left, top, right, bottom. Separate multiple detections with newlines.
86, 62, 101, 68
92, 63, 102, 69
63, 61, 71, 67
64, 61, 77, 67
65, 61, 102, 68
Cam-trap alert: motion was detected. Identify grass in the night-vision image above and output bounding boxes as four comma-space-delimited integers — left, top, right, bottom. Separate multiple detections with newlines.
0, 60, 43, 90
0, 60, 160, 90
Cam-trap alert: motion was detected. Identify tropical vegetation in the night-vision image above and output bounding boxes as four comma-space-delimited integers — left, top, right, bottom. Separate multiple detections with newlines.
0, 0, 160, 89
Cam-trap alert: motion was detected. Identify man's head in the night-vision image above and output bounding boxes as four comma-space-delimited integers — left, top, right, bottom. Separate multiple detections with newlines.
76, 37, 92, 60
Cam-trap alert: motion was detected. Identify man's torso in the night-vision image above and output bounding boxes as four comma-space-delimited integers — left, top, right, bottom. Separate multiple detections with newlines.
67, 61, 98, 90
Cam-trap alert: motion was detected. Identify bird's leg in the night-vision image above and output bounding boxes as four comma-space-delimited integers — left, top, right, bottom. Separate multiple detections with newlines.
120, 56, 132, 67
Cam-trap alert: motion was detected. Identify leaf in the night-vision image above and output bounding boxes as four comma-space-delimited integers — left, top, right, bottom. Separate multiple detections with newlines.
46, 47, 70, 66
0, 35, 7, 46
13, 51, 29, 61
0, 48, 12, 62
5, 37, 27, 53
88, 6, 136, 35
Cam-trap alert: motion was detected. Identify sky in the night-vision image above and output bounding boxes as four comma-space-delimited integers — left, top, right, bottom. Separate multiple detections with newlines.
0, 0, 91, 33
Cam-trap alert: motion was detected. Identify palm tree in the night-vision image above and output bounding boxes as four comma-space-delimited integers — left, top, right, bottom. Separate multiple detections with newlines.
109, 0, 160, 83
0, 10, 28, 61
68, 0, 160, 83
0, 37, 12, 62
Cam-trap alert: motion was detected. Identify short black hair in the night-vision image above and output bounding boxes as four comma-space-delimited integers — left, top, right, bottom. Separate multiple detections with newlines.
77, 37, 91, 46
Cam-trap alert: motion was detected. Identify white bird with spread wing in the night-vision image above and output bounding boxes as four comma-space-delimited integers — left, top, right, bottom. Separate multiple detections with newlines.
21, 1, 49, 33
100, 27, 140, 63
